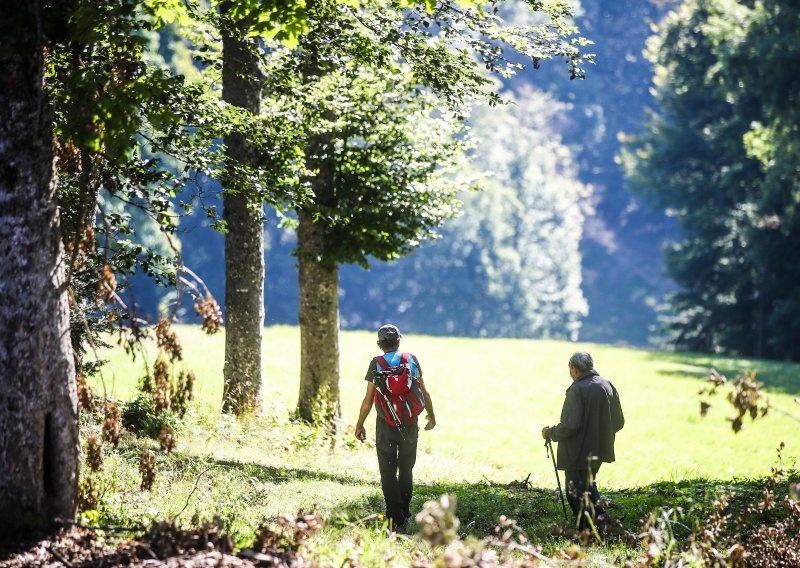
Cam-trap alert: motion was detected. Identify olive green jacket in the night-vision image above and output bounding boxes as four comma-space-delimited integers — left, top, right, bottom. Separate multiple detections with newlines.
550, 370, 625, 471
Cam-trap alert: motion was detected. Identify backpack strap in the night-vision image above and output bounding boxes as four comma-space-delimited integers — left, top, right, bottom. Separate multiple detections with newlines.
401, 353, 418, 379
375, 355, 389, 371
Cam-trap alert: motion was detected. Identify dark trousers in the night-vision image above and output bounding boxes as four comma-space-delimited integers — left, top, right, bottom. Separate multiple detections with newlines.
565, 464, 604, 529
375, 417, 418, 526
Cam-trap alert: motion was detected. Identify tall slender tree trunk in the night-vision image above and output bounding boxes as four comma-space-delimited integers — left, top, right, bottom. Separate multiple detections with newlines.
0, 6, 79, 531
296, 106, 340, 425
297, 210, 340, 425
755, 281, 766, 360
221, 11, 266, 415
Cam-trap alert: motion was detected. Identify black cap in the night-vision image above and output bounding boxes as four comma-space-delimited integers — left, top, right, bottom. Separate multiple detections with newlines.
377, 324, 402, 341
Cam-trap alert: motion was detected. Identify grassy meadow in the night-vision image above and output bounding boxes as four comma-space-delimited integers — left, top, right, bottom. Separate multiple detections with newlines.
83, 325, 800, 563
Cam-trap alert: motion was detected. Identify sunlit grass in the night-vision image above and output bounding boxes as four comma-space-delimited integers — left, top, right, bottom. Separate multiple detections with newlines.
94, 324, 800, 485
84, 324, 800, 563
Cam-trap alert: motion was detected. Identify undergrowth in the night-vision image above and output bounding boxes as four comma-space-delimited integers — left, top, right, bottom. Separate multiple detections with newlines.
62, 395, 800, 567
35, 326, 799, 566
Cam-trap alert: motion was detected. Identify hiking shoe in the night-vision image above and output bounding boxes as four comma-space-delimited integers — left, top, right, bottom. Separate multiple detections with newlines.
388, 517, 408, 534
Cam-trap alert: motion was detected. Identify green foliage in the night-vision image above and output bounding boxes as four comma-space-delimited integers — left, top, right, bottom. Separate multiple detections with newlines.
335, 86, 588, 338
212, 0, 664, 345
122, 395, 179, 439
711, 0, 800, 359
250, 0, 592, 269
44, 0, 310, 378
348, 0, 591, 109
622, 0, 800, 360
297, 62, 469, 267
47, 0, 214, 372
39, 0, 595, 346
212, 0, 309, 47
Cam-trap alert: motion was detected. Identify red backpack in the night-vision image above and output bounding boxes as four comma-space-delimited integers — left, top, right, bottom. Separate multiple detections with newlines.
372, 353, 426, 428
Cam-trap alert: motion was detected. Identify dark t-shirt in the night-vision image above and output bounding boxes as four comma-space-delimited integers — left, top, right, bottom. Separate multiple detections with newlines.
365, 351, 423, 421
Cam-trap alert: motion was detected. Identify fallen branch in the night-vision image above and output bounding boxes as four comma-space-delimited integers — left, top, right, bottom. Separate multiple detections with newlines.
47, 546, 74, 568
56, 517, 143, 533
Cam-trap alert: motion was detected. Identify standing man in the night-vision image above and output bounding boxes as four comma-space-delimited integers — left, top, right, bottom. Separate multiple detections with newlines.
354, 324, 436, 530
542, 352, 624, 529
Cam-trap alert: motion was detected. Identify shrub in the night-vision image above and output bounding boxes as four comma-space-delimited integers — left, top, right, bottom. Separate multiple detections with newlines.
122, 394, 178, 440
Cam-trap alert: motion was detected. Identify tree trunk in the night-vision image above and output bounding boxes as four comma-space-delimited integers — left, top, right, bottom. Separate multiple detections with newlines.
297, 211, 341, 426
295, 14, 341, 427
221, 15, 266, 415
755, 284, 765, 360
0, 11, 79, 531
296, 116, 340, 425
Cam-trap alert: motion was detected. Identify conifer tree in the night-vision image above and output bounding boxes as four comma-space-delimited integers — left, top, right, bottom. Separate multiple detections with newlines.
623, 0, 800, 359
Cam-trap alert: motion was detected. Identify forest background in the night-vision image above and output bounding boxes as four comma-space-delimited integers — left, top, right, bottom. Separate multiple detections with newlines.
130, 0, 672, 347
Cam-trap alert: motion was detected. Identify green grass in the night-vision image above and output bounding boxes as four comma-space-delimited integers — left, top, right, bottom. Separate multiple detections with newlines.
84, 325, 800, 564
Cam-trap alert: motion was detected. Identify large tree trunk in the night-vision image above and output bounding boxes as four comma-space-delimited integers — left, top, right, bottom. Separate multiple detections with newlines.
295, 14, 341, 426
296, 121, 340, 426
0, 8, 79, 532
297, 211, 340, 426
221, 14, 266, 415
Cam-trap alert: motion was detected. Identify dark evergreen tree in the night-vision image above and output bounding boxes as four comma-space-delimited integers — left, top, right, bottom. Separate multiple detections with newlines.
624, 0, 800, 360
717, 0, 800, 358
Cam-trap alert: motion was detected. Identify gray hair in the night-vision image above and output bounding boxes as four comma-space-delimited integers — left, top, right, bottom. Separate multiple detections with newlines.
569, 351, 594, 373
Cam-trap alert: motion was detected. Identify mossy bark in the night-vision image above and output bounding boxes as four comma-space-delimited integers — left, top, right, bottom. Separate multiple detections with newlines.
295, 17, 341, 427
296, 210, 341, 426
220, 11, 266, 415
0, 6, 79, 531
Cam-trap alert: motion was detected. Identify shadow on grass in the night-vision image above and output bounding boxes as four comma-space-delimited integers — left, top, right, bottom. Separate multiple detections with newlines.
209, 457, 374, 487
3, 449, 796, 564
648, 350, 800, 395
112, 443, 379, 488
187, 454, 568, 537
326, 470, 799, 545
153, 451, 595, 540
165, 452, 798, 543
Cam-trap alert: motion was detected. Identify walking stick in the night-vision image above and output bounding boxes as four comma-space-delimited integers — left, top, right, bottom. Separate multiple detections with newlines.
545, 438, 569, 523
373, 382, 407, 442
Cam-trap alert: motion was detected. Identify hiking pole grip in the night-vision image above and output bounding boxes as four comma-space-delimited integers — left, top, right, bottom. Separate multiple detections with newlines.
546, 439, 569, 523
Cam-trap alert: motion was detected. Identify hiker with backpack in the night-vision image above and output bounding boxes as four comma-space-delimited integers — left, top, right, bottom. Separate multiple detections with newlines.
354, 324, 436, 530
